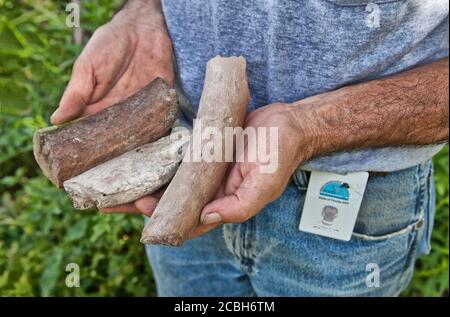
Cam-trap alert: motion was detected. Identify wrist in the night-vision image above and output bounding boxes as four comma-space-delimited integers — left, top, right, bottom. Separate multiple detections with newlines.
113, 0, 168, 34
288, 97, 332, 162
290, 86, 363, 161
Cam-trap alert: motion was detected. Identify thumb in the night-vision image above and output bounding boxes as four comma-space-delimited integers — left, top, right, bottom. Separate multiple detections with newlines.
200, 171, 278, 224
51, 60, 94, 125
134, 195, 160, 217
200, 194, 248, 224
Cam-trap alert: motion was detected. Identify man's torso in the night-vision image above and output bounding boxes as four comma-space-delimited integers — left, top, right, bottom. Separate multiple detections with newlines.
162, 0, 449, 172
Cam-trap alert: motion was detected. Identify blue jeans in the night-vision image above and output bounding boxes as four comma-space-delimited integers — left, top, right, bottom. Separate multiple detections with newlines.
145, 161, 435, 296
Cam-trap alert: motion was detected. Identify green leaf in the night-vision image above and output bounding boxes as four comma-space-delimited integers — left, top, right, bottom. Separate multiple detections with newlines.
39, 248, 64, 297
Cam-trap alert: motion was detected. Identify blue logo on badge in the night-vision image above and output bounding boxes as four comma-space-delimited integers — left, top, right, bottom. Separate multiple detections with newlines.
320, 181, 350, 201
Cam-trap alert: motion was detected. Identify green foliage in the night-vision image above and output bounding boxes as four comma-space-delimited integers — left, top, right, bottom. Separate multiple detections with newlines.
0, 0, 448, 297
0, 175, 155, 296
1, 0, 154, 296
403, 147, 449, 297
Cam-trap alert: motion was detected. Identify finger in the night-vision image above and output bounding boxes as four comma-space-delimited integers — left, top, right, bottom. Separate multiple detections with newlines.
99, 194, 161, 217
80, 75, 140, 117
224, 163, 243, 195
201, 171, 277, 224
134, 196, 159, 217
51, 59, 95, 124
188, 223, 221, 240
81, 96, 120, 117
100, 202, 138, 214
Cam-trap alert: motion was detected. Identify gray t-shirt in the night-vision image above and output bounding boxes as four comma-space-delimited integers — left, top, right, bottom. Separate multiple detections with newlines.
162, 0, 448, 173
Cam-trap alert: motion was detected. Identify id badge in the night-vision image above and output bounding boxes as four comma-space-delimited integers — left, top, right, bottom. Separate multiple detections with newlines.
299, 171, 369, 241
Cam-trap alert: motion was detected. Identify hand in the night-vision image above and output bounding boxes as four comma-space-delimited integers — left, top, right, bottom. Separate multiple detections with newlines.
190, 103, 317, 238
99, 187, 165, 217
50, 5, 173, 124
51, 1, 173, 215
103, 103, 314, 223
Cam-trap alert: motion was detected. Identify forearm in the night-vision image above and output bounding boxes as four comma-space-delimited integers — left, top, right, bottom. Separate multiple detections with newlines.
294, 57, 449, 160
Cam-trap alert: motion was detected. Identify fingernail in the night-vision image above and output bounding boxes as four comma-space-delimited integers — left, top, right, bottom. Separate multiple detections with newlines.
50, 108, 60, 121
201, 212, 222, 225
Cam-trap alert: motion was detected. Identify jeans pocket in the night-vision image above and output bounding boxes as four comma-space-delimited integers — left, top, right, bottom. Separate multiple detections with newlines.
353, 162, 431, 237
351, 206, 422, 279
349, 227, 419, 295
349, 161, 434, 293
352, 218, 423, 241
